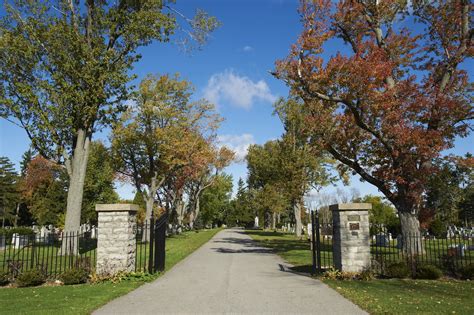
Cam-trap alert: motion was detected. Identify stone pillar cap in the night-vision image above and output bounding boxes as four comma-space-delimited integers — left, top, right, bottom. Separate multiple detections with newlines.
95, 203, 139, 212
329, 203, 372, 211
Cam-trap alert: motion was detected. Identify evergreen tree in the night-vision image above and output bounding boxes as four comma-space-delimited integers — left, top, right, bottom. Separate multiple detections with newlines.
0, 157, 20, 227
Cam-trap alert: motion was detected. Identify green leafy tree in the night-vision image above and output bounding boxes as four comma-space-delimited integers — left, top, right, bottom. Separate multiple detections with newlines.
424, 156, 473, 226
82, 141, 119, 225
0, 0, 220, 238
21, 156, 67, 226
274, 97, 333, 236
226, 179, 255, 227
112, 74, 221, 232
0, 157, 20, 227
199, 173, 233, 227
354, 195, 399, 235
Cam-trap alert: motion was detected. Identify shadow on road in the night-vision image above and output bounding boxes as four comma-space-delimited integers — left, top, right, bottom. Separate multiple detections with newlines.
211, 236, 273, 254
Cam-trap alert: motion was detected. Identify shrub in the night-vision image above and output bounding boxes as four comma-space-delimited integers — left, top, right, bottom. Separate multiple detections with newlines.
60, 268, 89, 285
415, 265, 442, 280
385, 262, 410, 278
322, 268, 371, 281
16, 270, 46, 287
459, 264, 474, 280
358, 269, 375, 281
0, 271, 10, 286
429, 218, 445, 238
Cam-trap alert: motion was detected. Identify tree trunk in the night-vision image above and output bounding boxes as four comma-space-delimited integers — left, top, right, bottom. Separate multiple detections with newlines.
176, 199, 185, 233
142, 195, 154, 242
294, 202, 302, 237
62, 129, 91, 255
14, 203, 19, 227
188, 196, 200, 230
398, 210, 423, 256
272, 212, 276, 230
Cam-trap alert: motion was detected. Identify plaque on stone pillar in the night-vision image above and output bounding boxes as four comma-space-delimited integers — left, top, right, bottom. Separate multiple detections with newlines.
330, 203, 371, 273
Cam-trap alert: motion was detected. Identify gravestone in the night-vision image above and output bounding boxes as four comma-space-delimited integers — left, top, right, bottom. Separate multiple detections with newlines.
12, 233, 28, 249
375, 234, 389, 247
254, 216, 259, 228
331, 203, 371, 272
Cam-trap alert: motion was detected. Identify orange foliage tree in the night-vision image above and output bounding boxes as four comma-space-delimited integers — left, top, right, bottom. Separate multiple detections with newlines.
275, 0, 473, 253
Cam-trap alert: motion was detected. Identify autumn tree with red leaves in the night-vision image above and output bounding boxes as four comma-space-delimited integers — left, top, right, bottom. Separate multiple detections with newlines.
275, 0, 473, 253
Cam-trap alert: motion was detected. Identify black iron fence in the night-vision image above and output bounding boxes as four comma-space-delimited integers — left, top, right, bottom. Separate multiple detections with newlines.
0, 231, 96, 277
310, 212, 474, 275
370, 225, 473, 275
0, 213, 169, 277
135, 213, 168, 273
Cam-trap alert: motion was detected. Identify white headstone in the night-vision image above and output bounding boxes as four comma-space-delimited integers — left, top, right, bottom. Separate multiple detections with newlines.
307, 223, 312, 236
254, 216, 259, 228
13, 233, 27, 249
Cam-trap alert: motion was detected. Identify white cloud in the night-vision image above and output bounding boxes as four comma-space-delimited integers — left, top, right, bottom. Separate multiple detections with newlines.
217, 133, 255, 163
243, 45, 253, 52
203, 70, 277, 109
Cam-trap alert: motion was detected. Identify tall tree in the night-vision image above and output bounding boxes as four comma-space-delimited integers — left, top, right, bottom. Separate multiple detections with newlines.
20, 156, 67, 226
275, 0, 473, 252
424, 155, 474, 226
199, 173, 233, 227
0, 0, 220, 237
82, 141, 119, 225
0, 157, 20, 227
274, 97, 333, 236
186, 146, 234, 229
112, 74, 221, 230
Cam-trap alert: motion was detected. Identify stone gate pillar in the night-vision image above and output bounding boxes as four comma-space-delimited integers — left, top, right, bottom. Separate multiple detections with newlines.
330, 203, 371, 272
96, 204, 138, 275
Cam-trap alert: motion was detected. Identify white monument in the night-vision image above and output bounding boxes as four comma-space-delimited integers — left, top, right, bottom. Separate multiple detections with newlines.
254, 216, 259, 228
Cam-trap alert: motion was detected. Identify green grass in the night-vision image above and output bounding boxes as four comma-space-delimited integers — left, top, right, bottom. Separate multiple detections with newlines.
324, 279, 474, 315
246, 230, 474, 315
0, 228, 221, 315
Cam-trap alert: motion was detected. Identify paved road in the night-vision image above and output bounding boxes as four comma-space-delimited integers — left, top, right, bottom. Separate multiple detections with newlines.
94, 228, 366, 315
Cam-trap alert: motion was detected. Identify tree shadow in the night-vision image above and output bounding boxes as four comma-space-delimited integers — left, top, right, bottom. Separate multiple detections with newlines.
212, 247, 273, 254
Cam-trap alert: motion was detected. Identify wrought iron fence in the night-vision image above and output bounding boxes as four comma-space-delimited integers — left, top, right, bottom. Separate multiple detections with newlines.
0, 231, 96, 277
135, 213, 168, 273
309, 213, 473, 275
370, 225, 473, 275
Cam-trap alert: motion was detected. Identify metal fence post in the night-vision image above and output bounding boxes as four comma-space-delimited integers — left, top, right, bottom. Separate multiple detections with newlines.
315, 214, 322, 273
154, 214, 167, 272
148, 217, 155, 273
311, 210, 317, 275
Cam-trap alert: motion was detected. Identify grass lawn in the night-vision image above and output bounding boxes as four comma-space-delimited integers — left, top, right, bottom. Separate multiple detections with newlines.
246, 230, 474, 315
325, 278, 474, 315
0, 228, 222, 315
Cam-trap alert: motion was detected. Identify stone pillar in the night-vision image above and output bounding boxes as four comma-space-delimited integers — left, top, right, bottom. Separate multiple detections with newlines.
96, 204, 138, 275
330, 203, 371, 272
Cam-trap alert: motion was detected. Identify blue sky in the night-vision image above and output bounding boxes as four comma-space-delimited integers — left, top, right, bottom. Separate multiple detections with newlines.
0, 0, 472, 204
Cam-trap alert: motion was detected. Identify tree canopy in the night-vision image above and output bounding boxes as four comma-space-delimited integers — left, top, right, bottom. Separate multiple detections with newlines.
275, 0, 473, 246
